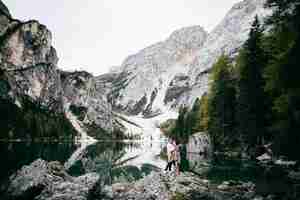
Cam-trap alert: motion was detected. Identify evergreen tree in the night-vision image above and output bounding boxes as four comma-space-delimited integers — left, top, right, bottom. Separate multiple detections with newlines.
190, 97, 202, 133
263, 0, 300, 160
174, 106, 188, 142
265, 0, 300, 33
199, 93, 210, 132
236, 16, 267, 148
208, 55, 236, 150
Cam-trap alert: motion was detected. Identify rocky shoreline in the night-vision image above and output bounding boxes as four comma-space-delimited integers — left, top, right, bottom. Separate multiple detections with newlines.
2, 157, 299, 200
105, 171, 258, 200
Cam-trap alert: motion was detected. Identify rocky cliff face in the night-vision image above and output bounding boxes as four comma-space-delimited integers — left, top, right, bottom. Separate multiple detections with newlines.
0, 1, 113, 140
98, 0, 271, 116
0, 15, 62, 109
61, 71, 113, 136
97, 26, 208, 116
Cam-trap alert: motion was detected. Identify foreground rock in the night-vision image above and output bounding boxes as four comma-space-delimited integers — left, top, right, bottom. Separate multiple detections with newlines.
3, 159, 99, 200
3, 159, 300, 200
102, 171, 263, 200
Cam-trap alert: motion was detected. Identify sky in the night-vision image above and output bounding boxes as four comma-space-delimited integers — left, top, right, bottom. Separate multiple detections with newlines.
4, 0, 241, 75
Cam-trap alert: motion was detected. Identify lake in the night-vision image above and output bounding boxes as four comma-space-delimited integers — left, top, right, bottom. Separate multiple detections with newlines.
0, 138, 294, 198
0, 139, 168, 187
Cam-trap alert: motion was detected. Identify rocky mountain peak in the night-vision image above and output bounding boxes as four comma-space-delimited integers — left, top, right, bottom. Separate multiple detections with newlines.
167, 25, 207, 49
231, 0, 266, 11
100, 0, 271, 116
121, 26, 208, 71
100, 26, 208, 116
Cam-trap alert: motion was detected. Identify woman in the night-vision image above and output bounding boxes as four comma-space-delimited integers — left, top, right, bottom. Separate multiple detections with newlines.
172, 140, 181, 176
165, 139, 175, 171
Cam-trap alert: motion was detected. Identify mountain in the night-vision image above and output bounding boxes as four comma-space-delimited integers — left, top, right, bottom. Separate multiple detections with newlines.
0, 1, 113, 140
97, 26, 208, 117
0, 0, 272, 139
97, 0, 271, 117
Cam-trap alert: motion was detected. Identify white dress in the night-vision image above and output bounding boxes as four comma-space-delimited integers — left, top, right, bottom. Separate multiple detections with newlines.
166, 142, 175, 161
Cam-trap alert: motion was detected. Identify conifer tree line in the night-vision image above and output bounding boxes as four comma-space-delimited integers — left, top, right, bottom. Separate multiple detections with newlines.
162, 0, 300, 160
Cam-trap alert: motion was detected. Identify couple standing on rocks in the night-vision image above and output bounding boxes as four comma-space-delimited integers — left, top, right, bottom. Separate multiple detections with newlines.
165, 139, 180, 176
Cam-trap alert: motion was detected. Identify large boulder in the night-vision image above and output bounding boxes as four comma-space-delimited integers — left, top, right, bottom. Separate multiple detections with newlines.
6, 159, 55, 199
107, 171, 260, 200
108, 171, 212, 200
186, 132, 211, 155
37, 173, 99, 200
4, 159, 99, 200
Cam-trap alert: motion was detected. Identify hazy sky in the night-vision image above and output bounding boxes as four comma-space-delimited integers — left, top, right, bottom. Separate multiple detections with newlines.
4, 0, 241, 75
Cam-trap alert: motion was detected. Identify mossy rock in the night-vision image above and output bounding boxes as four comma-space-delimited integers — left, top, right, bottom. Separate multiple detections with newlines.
140, 163, 160, 175
170, 192, 188, 200
112, 165, 142, 182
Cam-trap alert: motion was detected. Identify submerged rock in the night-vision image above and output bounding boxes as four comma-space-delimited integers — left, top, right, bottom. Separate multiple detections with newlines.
256, 153, 272, 163
274, 159, 297, 167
